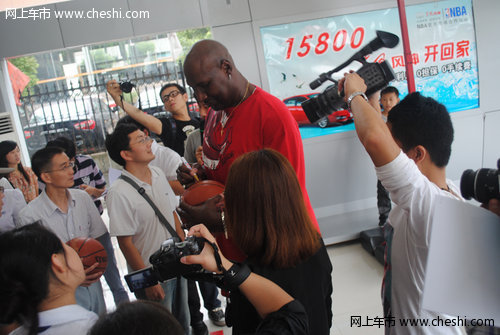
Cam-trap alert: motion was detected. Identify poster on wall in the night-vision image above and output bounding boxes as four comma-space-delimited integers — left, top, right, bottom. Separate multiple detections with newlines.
260, 0, 478, 139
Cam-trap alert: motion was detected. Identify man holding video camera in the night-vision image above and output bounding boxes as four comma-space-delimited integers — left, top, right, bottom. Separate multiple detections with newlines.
341, 72, 462, 334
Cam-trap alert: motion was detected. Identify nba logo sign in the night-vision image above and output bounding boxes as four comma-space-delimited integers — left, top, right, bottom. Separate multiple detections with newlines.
444, 6, 467, 18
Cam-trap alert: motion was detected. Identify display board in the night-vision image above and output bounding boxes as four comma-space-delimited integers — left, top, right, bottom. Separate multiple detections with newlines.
260, 0, 478, 138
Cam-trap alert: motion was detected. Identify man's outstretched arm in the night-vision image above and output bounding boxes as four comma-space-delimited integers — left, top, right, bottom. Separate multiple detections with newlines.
341, 73, 400, 167
107, 79, 163, 134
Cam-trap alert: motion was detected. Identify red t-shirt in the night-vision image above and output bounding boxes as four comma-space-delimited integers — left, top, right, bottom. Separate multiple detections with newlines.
202, 86, 320, 261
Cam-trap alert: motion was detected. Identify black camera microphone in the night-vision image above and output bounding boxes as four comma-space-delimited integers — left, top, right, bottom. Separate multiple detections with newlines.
352, 30, 399, 64
309, 30, 400, 90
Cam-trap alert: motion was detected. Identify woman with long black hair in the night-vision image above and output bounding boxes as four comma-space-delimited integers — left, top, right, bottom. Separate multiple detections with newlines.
0, 223, 97, 335
0, 141, 38, 203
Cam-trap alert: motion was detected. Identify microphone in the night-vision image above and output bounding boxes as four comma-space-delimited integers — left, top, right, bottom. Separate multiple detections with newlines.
308, 30, 400, 90
351, 31, 399, 62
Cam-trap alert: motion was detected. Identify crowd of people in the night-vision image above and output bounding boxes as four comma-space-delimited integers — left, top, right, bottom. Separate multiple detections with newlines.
0, 38, 497, 335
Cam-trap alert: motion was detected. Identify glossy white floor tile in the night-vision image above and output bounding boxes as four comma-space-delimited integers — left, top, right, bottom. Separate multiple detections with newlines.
328, 241, 384, 335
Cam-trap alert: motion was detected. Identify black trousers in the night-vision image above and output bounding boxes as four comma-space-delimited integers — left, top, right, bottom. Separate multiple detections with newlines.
377, 179, 391, 226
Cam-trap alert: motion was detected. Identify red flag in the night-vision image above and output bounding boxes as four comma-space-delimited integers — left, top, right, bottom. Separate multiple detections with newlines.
7, 60, 30, 106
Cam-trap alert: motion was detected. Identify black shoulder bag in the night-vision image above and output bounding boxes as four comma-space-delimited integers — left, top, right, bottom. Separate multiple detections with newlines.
119, 174, 179, 239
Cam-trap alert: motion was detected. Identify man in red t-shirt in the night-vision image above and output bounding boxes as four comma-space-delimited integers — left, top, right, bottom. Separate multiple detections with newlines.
178, 40, 319, 262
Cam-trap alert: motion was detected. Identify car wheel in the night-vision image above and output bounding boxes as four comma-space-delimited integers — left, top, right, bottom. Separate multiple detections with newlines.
317, 117, 328, 128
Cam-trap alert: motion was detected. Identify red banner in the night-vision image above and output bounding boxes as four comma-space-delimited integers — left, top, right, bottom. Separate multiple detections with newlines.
7, 61, 30, 106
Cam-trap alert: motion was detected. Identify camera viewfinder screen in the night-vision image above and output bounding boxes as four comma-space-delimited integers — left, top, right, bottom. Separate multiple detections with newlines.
124, 268, 157, 292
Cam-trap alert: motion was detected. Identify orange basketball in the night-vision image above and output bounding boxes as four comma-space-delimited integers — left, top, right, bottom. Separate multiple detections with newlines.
183, 180, 225, 206
67, 237, 108, 277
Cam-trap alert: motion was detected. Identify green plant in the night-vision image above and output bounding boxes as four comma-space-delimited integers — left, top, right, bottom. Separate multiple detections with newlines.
135, 41, 156, 58
177, 27, 212, 61
91, 49, 117, 70
10, 56, 39, 90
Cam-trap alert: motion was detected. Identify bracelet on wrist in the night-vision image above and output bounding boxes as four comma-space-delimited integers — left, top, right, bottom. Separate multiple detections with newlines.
347, 91, 368, 111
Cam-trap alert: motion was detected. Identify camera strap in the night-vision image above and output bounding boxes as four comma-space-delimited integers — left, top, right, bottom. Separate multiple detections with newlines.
119, 174, 180, 239
203, 238, 251, 291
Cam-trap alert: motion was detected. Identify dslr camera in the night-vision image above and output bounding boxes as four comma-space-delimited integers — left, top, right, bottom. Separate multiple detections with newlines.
460, 159, 500, 204
303, 30, 399, 124
124, 236, 205, 292
119, 81, 135, 94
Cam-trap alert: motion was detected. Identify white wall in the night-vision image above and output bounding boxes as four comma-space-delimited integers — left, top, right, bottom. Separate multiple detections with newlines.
1, 0, 498, 243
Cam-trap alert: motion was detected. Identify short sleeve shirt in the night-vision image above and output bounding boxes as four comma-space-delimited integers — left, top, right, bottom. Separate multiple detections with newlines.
184, 129, 202, 165
106, 166, 178, 266
73, 155, 107, 214
17, 189, 107, 242
0, 189, 26, 232
159, 117, 200, 156
201, 86, 319, 261
150, 140, 183, 181
377, 151, 462, 335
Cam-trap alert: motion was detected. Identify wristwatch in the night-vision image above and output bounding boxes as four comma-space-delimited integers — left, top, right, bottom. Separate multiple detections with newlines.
347, 91, 368, 110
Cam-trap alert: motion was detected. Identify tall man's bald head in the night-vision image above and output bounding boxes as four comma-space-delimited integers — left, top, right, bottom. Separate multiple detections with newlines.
185, 40, 234, 69
183, 39, 250, 111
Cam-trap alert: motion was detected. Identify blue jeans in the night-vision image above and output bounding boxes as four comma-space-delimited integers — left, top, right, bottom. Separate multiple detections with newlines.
136, 277, 190, 334
97, 232, 130, 305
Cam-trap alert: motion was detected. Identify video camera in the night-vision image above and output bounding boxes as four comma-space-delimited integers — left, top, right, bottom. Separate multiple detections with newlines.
460, 159, 500, 204
124, 236, 205, 292
302, 30, 400, 123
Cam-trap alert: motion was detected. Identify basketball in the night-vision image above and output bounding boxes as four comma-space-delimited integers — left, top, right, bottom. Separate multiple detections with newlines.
67, 237, 108, 277
183, 180, 225, 206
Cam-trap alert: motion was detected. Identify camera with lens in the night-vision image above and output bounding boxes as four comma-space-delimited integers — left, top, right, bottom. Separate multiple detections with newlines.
302, 30, 400, 124
119, 81, 135, 94
124, 236, 205, 292
460, 159, 500, 204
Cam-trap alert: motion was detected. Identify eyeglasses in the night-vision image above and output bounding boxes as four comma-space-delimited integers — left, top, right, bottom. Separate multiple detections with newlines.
161, 90, 181, 103
45, 161, 75, 173
130, 136, 152, 146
